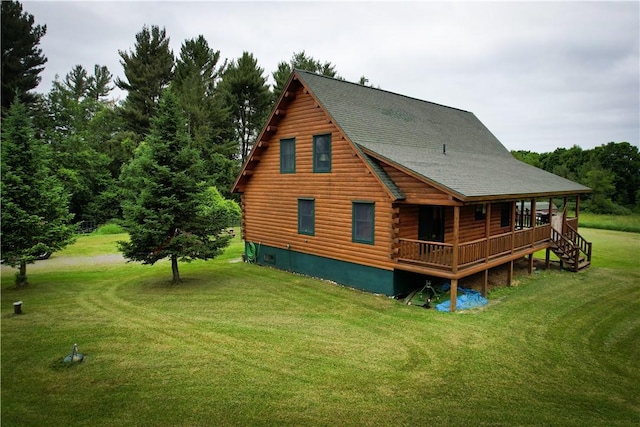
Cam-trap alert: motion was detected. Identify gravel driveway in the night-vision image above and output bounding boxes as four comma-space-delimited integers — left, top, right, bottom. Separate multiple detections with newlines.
1, 253, 127, 273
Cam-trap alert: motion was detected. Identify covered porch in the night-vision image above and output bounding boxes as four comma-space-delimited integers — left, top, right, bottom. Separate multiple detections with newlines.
391, 195, 587, 311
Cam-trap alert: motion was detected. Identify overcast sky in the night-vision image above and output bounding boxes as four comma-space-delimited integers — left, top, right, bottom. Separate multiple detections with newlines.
23, 0, 639, 153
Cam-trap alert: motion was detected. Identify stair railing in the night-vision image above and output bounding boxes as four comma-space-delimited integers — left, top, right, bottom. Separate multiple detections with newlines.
565, 224, 593, 264
550, 227, 580, 271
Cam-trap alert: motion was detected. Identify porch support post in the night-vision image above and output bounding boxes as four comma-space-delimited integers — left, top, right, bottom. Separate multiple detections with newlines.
545, 247, 551, 270
482, 270, 489, 297
575, 195, 581, 230
485, 203, 491, 263
563, 196, 568, 234
528, 253, 534, 274
507, 260, 514, 287
531, 199, 537, 247
510, 201, 516, 254
450, 279, 458, 312
452, 206, 460, 274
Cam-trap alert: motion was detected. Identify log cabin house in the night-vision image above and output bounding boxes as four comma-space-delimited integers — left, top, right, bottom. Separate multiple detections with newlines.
232, 70, 592, 311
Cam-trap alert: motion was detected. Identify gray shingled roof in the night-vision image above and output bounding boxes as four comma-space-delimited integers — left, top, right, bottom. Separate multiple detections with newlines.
296, 70, 590, 200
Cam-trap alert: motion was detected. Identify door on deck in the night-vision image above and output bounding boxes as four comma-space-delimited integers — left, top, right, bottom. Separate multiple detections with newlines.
418, 206, 445, 242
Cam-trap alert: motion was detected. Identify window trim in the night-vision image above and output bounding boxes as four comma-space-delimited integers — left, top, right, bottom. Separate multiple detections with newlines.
298, 198, 315, 236
280, 137, 296, 174
313, 133, 332, 173
352, 201, 375, 245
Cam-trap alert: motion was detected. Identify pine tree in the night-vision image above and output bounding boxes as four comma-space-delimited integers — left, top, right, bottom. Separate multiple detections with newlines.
272, 51, 339, 100
41, 65, 117, 223
116, 25, 174, 137
1, 100, 76, 286
1, 0, 47, 111
219, 52, 271, 162
119, 91, 232, 282
172, 35, 238, 195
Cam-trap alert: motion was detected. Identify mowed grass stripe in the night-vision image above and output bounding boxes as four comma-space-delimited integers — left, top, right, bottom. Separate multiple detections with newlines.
2, 229, 639, 426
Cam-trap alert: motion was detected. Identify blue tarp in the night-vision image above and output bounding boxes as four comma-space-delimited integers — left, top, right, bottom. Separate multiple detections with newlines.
436, 286, 488, 312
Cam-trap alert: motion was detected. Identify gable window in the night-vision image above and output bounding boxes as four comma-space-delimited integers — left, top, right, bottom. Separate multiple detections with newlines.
298, 198, 315, 235
280, 138, 295, 173
352, 202, 375, 244
501, 203, 511, 227
313, 134, 331, 172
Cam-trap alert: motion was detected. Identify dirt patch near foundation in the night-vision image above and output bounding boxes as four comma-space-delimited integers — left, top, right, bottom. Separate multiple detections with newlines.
460, 256, 560, 292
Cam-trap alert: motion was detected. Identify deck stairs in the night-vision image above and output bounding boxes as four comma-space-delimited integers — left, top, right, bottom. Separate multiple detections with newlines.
550, 224, 592, 272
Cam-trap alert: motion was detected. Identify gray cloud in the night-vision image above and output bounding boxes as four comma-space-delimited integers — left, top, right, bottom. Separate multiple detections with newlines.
24, 0, 639, 153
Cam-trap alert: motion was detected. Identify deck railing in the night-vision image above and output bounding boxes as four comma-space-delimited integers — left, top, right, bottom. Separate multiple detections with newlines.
397, 223, 553, 271
397, 239, 453, 268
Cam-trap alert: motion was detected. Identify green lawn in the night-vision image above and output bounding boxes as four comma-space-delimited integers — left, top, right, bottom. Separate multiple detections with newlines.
579, 212, 640, 233
2, 230, 639, 426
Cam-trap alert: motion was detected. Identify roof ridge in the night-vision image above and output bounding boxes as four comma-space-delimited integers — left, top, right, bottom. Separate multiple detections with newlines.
294, 69, 472, 114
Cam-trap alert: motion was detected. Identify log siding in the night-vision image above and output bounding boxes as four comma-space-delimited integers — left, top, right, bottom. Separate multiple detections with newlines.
241, 86, 396, 271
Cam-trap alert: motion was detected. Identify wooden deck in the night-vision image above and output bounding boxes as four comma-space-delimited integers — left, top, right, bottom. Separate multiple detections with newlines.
396, 224, 552, 278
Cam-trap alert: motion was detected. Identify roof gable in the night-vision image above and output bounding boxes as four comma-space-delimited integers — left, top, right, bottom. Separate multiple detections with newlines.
232, 72, 407, 201
295, 70, 590, 199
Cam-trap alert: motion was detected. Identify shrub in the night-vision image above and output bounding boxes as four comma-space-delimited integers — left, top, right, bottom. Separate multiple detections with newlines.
94, 222, 125, 235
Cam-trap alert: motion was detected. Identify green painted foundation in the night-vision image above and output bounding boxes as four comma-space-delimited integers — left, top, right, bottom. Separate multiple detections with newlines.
246, 242, 404, 295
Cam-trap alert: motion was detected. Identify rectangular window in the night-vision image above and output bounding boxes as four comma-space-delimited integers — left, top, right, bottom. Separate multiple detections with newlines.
313, 134, 331, 173
352, 202, 375, 244
298, 198, 315, 235
475, 204, 486, 220
501, 203, 511, 227
280, 138, 295, 173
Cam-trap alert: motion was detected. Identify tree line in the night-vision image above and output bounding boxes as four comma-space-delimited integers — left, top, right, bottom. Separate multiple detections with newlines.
2, 1, 635, 284
512, 142, 639, 214
1, 1, 347, 284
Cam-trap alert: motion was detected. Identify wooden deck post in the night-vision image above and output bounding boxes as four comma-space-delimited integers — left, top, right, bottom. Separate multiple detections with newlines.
507, 260, 514, 287
531, 198, 537, 247
528, 253, 534, 274
563, 196, 568, 234
450, 278, 458, 312
452, 206, 460, 274
482, 270, 488, 297
545, 247, 551, 270
510, 201, 516, 253
485, 203, 491, 263
575, 195, 581, 230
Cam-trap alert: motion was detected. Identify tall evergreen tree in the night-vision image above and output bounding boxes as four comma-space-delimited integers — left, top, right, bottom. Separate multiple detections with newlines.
1, 100, 76, 286
63, 65, 89, 100
88, 64, 113, 101
219, 52, 271, 162
172, 35, 237, 196
116, 25, 174, 137
41, 66, 117, 223
119, 91, 232, 282
1, 0, 47, 112
272, 50, 339, 100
